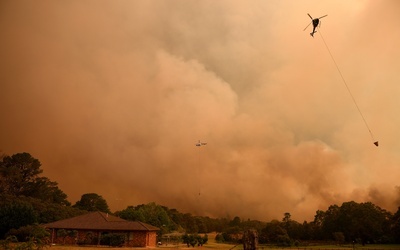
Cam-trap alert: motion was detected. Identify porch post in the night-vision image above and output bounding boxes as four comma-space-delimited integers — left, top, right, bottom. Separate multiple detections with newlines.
51, 229, 55, 244
97, 231, 101, 246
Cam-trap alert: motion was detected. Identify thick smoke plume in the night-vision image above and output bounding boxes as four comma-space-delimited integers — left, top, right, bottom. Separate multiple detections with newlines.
1, 0, 400, 221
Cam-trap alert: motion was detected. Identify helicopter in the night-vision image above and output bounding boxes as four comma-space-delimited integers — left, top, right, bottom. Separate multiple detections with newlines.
304, 13, 328, 37
195, 140, 207, 147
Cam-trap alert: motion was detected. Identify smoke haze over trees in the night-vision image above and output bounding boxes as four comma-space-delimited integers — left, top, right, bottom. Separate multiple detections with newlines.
1, 152, 400, 246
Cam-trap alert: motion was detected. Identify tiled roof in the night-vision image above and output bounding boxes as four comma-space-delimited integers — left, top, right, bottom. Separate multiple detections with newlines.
43, 211, 159, 231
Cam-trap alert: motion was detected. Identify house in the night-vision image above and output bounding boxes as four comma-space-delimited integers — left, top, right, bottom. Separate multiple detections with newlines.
42, 211, 159, 247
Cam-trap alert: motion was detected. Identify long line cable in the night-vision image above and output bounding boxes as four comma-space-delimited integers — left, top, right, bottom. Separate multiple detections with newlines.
317, 28, 378, 146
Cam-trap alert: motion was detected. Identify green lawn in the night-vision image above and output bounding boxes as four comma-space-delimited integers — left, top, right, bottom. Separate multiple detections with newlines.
257, 244, 400, 249
41, 243, 400, 250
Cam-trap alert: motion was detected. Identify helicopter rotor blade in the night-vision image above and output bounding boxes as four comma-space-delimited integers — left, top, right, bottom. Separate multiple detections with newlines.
307, 13, 313, 20
318, 15, 328, 19
303, 22, 312, 31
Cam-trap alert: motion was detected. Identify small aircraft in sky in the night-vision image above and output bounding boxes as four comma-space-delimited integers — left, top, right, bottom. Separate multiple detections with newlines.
304, 13, 328, 37
195, 140, 207, 147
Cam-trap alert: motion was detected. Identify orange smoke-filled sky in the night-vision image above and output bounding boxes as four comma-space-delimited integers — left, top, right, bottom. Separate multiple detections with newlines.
1, 0, 400, 222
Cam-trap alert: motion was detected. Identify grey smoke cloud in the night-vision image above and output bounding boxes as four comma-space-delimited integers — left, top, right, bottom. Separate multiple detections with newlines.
1, 0, 400, 221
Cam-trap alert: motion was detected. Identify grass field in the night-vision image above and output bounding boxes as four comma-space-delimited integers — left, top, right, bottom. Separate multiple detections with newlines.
48, 237, 400, 250
31, 233, 400, 250
47, 243, 400, 250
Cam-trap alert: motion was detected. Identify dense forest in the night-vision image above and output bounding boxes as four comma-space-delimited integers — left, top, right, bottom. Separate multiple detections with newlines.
1, 152, 400, 246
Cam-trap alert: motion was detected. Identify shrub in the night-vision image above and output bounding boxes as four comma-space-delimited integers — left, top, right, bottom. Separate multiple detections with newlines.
215, 233, 225, 243
6, 224, 49, 243
100, 233, 125, 247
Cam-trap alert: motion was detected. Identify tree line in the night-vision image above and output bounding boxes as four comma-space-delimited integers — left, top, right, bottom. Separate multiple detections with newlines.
1, 152, 400, 246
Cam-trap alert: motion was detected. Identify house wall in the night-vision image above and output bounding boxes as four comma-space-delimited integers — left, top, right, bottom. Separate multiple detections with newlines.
76, 230, 101, 245
126, 231, 150, 247
49, 228, 157, 247
50, 229, 100, 245
147, 231, 158, 247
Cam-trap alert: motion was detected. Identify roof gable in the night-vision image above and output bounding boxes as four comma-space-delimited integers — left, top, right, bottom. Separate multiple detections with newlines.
43, 211, 159, 231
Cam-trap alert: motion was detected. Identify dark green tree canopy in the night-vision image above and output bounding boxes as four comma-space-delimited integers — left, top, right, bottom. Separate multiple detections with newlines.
0, 152, 83, 238
116, 202, 173, 231
392, 206, 400, 243
0, 152, 42, 196
73, 193, 111, 213
115, 205, 145, 222
312, 201, 391, 244
0, 198, 37, 238
0, 152, 70, 205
